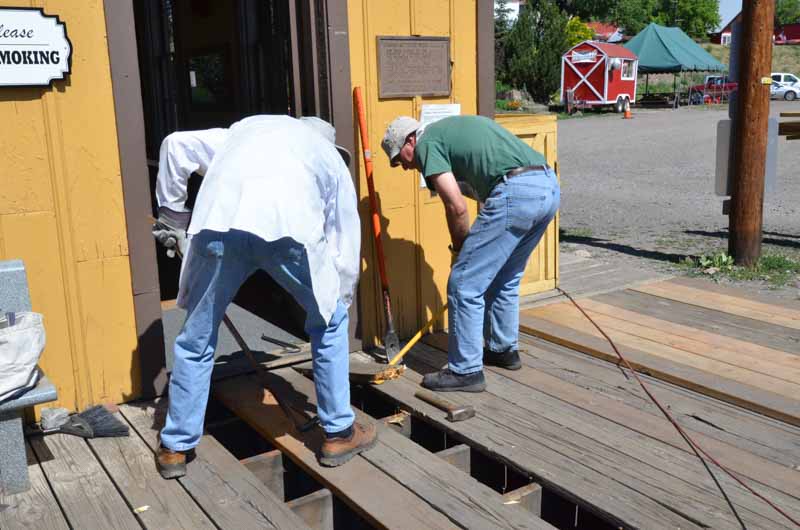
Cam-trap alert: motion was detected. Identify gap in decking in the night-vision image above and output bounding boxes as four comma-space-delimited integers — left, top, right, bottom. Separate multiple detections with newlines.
355, 381, 620, 530
206, 395, 373, 529
540, 489, 617, 530
207, 373, 621, 530
350, 383, 400, 418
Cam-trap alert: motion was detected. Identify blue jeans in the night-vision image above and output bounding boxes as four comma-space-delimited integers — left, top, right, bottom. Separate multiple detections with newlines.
448, 168, 560, 374
161, 230, 355, 451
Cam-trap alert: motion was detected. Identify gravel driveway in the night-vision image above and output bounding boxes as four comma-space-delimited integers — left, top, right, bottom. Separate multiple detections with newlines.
557, 100, 800, 296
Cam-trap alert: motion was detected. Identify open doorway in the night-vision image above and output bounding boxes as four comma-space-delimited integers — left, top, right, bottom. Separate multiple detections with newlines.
133, 0, 334, 339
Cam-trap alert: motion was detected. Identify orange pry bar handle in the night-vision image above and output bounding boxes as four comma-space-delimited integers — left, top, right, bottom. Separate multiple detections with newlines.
354, 86, 391, 293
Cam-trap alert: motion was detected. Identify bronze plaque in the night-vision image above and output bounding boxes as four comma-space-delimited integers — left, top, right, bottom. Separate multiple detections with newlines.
377, 36, 451, 98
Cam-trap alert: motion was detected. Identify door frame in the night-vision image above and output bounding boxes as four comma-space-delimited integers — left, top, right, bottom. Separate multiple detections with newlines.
104, 0, 359, 398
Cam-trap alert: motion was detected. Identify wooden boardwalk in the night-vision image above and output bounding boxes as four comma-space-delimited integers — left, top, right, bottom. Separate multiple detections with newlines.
521, 276, 800, 426
0, 401, 310, 530
361, 276, 800, 529
214, 369, 553, 530
3, 275, 799, 530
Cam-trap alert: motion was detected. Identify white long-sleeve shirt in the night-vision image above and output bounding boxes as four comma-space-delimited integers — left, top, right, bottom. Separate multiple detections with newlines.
156, 128, 229, 212
155, 115, 360, 323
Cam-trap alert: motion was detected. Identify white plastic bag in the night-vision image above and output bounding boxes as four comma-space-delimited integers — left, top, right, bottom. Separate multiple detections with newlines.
0, 312, 45, 403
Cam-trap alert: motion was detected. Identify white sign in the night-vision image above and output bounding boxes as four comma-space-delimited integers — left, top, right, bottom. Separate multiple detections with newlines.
715, 118, 777, 197
571, 50, 597, 63
418, 104, 461, 188
0, 8, 72, 87
420, 103, 461, 125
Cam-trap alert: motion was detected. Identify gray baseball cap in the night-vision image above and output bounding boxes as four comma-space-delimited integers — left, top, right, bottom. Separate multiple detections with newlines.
381, 116, 421, 166
300, 116, 352, 167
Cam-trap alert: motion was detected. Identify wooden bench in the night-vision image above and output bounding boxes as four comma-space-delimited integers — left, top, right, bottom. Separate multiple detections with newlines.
0, 259, 58, 495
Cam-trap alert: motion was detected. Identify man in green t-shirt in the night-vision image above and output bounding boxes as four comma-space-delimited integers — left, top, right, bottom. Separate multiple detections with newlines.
381, 115, 560, 392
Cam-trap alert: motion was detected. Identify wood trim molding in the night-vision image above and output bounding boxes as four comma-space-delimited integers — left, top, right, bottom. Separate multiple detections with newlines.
325, 0, 360, 351
477, 0, 495, 118
103, 0, 167, 398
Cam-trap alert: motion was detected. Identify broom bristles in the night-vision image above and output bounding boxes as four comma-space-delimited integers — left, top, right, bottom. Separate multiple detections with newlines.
78, 405, 130, 437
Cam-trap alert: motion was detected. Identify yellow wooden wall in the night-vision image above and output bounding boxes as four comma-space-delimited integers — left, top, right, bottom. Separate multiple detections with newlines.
495, 114, 560, 297
0, 0, 140, 412
347, 1, 559, 347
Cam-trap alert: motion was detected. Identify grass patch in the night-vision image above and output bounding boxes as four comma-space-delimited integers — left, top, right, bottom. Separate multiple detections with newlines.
680, 251, 800, 287
702, 43, 800, 73
562, 227, 594, 238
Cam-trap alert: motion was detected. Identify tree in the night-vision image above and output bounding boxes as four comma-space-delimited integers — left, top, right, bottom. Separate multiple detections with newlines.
656, 0, 720, 39
776, 0, 800, 26
495, 0, 513, 35
505, 0, 569, 103
565, 16, 594, 47
495, 0, 514, 82
556, 0, 615, 21
611, 0, 657, 36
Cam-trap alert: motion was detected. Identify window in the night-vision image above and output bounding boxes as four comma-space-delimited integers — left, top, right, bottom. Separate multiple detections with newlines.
787, 75, 799, 84
721, 34, 731, 46
773, 74, 782, 82
621, 59, 634, 80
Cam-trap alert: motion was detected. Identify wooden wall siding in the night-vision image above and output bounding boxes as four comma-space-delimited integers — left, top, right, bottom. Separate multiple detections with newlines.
348, 2, 558, 347
0, 0, 139, 411
495, 114, 560, 297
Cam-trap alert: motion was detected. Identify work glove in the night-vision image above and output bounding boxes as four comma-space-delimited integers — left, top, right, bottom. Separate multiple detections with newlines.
152, 207, 191, 259
449, 244, 460, 268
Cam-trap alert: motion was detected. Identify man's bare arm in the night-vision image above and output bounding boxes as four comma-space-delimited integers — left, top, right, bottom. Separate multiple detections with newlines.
429, 171, 469, 251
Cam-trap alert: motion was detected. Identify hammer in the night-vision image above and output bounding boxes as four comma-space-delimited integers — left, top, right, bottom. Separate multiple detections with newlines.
414, 390, 475, 422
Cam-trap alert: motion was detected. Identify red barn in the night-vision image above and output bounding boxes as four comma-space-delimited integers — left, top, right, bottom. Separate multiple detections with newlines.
561, 41, 638, 112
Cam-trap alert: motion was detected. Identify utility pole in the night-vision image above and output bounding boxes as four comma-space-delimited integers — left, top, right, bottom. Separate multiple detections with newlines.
729, 0, 775, 266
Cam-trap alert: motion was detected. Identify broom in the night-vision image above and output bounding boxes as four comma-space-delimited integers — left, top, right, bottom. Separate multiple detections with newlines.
40, 405, 130, 438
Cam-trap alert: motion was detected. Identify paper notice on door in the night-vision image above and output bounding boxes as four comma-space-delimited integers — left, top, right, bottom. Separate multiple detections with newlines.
420, 103, 461, 125
418, 104, 461, 188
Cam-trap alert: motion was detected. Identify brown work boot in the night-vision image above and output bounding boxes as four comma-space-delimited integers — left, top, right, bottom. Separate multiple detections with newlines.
157, 445, 194, 479
319, 421, 378, 467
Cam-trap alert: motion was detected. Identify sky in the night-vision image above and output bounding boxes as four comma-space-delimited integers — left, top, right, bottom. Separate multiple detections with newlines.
496, 0, 742, 30
717, 0, 742, 30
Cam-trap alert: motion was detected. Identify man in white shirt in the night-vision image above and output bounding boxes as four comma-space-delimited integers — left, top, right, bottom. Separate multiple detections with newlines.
152, 115, 375, 479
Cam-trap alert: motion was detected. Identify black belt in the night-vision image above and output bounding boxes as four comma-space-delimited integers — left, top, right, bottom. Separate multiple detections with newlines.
506, 165, 549, 178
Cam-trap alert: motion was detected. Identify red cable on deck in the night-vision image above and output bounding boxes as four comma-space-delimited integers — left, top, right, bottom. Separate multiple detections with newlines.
556, 287, 800, 529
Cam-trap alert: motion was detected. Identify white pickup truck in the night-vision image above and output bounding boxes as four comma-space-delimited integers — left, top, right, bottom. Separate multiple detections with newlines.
771, 72, 800, 88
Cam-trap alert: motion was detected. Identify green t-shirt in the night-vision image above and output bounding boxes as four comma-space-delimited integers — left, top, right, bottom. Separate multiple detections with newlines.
414, 115, 547, 202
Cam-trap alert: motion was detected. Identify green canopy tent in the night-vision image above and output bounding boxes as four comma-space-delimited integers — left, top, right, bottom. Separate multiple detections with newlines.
624, 23, 727, 105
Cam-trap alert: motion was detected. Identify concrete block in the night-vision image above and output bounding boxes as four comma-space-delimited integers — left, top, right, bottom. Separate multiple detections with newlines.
0, 260, 32, 312
0, 376, 57, 494
0, 410, 28, 495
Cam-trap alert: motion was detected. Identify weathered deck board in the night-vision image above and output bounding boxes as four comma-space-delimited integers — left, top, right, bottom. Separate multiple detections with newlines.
424, 333, 800, 500
212, 373, 462, 530
0, 444, 69, 530
524, 303, 800, 396
271, 366, 552, 530
406, 342, 799, 529
634, 281, 800, 330
360, 360, 706, 529
579, 299, 800, 377
671, 277, 800, 312
519, 312, 800, 426
29, 433, 141, 530
597, 289, 800, 355
120, 402, 309, 530
521, 259, 669, 309
86, 412, 216, 530
518, 334, 800, 468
